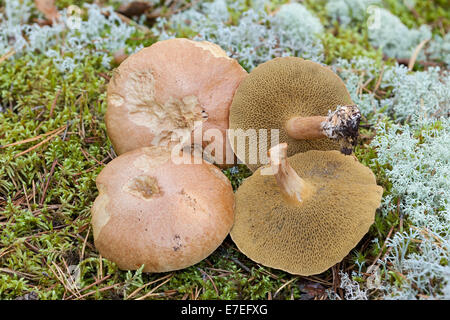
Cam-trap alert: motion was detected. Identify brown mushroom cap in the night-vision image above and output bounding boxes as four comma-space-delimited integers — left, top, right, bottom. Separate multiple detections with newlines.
106, 38, 247, 168
229, 57, 354, 171
91, 146, 235, 272
230, 147, 383, 276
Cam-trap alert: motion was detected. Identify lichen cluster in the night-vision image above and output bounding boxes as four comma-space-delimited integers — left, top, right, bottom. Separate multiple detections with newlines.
0, 0, 449, 300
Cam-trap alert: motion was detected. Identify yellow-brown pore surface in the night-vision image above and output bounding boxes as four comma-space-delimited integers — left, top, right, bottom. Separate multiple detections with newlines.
230, 150, 383, 276
229, 57, 354, 171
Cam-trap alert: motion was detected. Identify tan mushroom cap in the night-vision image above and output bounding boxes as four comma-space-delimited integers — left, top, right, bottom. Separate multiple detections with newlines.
229, 57, 354, 171
230, 145, 383, 276
106, 38, 248, 168
91, 146, 235, 272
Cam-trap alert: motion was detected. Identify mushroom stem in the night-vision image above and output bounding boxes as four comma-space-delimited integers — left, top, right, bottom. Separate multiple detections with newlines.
285, 105, 361, 154
269, 143, 312, 204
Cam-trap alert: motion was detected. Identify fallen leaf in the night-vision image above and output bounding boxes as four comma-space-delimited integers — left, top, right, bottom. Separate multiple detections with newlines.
298, 281, 326, 297
34, 0, 60, 22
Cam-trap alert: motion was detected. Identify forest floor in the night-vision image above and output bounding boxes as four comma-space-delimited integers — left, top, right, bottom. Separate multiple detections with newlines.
0, 0, 449, 300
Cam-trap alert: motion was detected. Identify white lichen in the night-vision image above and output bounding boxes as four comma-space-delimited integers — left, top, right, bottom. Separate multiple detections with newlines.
326, 0, 381, 27
339, 271, 369, 300
381, 66, 450, 124
370, 118, 450, 299
333, 56, 450, 123
426, 33, 450, 67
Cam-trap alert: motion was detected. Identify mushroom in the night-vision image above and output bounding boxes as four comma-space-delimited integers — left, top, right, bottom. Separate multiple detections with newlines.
106, 38, 248, 168
230, 143, 383, 276
91, 146, 235, 272
228, 57, 361, 171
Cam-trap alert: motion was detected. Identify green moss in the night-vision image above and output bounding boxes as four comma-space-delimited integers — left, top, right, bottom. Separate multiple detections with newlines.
55, 0, 92, 8
321, 27, 384, 64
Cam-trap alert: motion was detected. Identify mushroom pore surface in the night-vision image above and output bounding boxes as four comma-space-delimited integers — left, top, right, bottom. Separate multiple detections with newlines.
91, 146, 235, 272
230, 149, 383, 276
229, 57, 354, 171
106, 38, 247, 168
